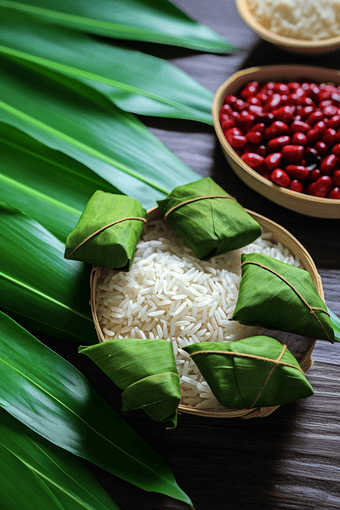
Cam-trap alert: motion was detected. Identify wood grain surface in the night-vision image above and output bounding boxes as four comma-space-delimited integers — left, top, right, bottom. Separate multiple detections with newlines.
39, 1, 340, 509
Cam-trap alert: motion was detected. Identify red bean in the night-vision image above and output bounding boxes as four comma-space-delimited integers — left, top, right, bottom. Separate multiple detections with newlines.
264, 152, 282, 172
314, 141, 328, 157
252, 144, 267, 157
281, 144, 305, 163
306, 121, 326, 144
290, 120, 311, 134
272, 105, 295, 123
306, 110, 324, 126
306, 176, 332, 197
263, 93, 282, 112
332, 169, 340, 186
309, 168, 322, 181
241, 152, 265, 169
224, 95, 237, 106
227, 126, 243, 135
323, 105, 338, 117
234, 99, 248, 112
320, 154, 338, 175
264, 120, 290, 140
267, 135, 291, 153
226, 133, 247, 149
249, 122, 266, 133
285, 165, 309, 180
270, 169, 290, 187
327, 187, 340, 199
289, 180, 304, 193
273, 82, 290, 95
327, 114, 340, 129
248, 96, 262, 106
331, 143, 340, 157
292, 132, 308, 146
255, 92, 269, 104
239, 80, 259, 99
246, 131, 263, 145
322, 128, 338, 147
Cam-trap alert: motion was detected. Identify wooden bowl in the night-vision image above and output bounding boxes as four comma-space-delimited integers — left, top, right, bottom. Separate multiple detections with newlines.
90, 207, 322, 419
212, 64, 340, 219
236, 0, 340, 55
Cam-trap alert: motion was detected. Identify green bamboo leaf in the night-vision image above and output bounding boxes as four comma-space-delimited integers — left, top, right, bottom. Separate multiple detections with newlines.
0, 12, 214, 123
0, 56, 199, 210
328, 307, 340, 342
0, 445, 64, 510
0, 409, 120, 510
0, 123, 122, 242
0, 203, 96, 343
0, 312, 193, 507
0, 0, 236, 53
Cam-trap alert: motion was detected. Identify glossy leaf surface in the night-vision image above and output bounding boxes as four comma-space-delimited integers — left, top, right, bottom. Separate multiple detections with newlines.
0, 57, 199, 210
0, 12, 214, 123
0, 0, 236, 53
0, 409, 120, 510
0, 203, 96, 343
0, 123, 121, 242
328, 307, 340, 342
0, 313, 192, 507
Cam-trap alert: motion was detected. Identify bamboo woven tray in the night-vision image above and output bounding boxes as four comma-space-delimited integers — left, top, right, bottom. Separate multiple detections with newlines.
90, 207, 321, 419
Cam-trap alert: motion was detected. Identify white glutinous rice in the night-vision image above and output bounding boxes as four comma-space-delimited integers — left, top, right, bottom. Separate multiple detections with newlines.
95, 219, 305, 411
248, 0, 340, 41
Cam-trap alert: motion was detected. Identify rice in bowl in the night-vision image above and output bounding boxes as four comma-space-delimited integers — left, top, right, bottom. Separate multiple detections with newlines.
94, 215, 314, 413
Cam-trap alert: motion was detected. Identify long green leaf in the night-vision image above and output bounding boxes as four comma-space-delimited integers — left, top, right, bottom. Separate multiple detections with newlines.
0, 12, 214, 123
0, 203, 96, 343
0, 409, 120, 510
0, 0, 236, 53
0, 312, 192, 507
0, 123, 122, 242
0, 56, 199, 210
0, 445, 64, 510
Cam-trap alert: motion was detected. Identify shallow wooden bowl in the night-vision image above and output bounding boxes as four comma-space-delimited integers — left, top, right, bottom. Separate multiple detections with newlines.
236, 0, 340, 55
90, 206, 323, 419
212, 64, 340, 219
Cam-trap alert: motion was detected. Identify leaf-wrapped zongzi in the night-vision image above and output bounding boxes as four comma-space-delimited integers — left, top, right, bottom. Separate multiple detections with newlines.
184, 336, 314, 408
157, 177, 261, 260
231, 253, 334, 342
64, 191, 146, 270
79, 338, 181, 428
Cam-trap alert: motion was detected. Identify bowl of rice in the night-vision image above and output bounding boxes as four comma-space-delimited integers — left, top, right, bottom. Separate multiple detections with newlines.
90, 206, 322, 419
236, 0, 340, 54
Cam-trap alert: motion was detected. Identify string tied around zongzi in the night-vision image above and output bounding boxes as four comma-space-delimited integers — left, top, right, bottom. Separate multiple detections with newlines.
66, 216, 147, 259
164, 195, 237, 219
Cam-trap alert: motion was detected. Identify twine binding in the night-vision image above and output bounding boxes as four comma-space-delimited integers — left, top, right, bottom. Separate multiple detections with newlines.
241, 261, 332, 342
66, 216, 147, 259
190, 344, 300, 409
164, 195, 236, 219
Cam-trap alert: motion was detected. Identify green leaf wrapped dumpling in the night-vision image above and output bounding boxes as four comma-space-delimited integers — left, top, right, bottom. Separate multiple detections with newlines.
79, 338, 181, 428
157, 177, 261, 260
64, 191, 146, 270
183, 336, 314, 409
231, 253, 334, 342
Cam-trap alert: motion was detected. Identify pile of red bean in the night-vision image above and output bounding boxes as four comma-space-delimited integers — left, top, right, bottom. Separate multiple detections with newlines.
219, 79, 340, 199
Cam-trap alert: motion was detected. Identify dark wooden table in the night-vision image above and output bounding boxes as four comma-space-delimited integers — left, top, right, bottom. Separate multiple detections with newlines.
43, 1, 340, 509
